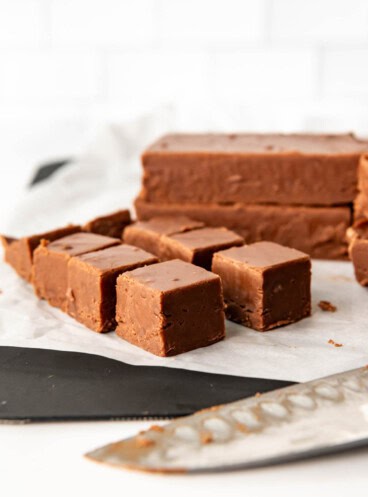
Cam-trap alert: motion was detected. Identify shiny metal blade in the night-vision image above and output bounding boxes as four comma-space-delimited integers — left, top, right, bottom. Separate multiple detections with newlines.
86, 367, 368, 473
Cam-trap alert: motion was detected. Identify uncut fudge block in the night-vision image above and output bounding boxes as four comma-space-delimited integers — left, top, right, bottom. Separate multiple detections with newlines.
358, 153, 368, 195
33, 232, 120, 309
123, 216, 204, 257
160, 227, 244, 269
83, 209, 131, 238
353, 193, 368, 220
346, 219, 368, 286
1, 225, 81, 282
135, 198, 351, 260
212, 242, 311, 331
115, 259, 225, 356
67, 245, 158, 332
141, 133, 368, 206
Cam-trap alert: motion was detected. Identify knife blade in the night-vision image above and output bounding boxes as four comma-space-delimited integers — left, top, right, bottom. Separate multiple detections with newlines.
86, 366, 368, 473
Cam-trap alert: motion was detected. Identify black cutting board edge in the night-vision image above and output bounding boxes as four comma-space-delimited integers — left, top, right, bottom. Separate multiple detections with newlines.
0, 346, 294, 422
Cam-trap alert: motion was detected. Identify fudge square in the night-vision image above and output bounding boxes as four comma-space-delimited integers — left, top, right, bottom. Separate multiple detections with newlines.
33, 232, 120, 309
83, 209, 132, 238
160, 227, 244, 270
123, 216, 204, 258
346, 219, 368, 286
1, 224, 81, 282
115, 259, 225, 356
67, 244, 158, 332
212, 242, 311, 331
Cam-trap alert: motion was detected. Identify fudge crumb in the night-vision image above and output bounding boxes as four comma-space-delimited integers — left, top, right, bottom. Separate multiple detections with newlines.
200, 433, 213, 444
236, 423, 250, 434
136, 436, 155, 448
149, 425, 164, 433
328, 339, 343, 348
255, 392, 262, 398
318, 300, 337, 312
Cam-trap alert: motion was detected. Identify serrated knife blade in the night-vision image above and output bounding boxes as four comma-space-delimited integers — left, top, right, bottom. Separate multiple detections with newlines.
86, 367, 368, 473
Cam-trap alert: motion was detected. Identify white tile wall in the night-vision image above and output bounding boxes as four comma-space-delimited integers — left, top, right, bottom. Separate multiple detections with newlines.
1, 0, 368, 222
157, 0, 265, 45
270, 0, 368, 43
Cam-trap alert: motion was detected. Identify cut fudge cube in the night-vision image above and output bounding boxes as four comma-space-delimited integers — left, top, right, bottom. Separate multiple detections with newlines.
83, 209, 131, 238
160, 227, 244, 269
115, 259, 225, 356
346, 218, 368, 286
212, 241, 311, 331
33, 232, 120, 309
1, 224, 81, 282
67, 244, 158, 332
123, 216, 204, 258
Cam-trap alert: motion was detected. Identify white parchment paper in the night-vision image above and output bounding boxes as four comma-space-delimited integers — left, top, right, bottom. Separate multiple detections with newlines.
1, 113, 367, 383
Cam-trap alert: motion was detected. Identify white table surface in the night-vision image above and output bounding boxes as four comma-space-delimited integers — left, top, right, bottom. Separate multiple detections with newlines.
2, 419, 368, 497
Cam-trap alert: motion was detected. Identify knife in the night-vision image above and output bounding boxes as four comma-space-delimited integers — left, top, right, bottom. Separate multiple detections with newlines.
86, 366, 368, 473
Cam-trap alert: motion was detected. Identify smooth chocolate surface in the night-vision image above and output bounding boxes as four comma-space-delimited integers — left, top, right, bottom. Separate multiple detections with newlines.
346, 218, 368, 286
83, 209, 131, 238
33, 232, 120, 309
67, 244, 158, 332
212, 242, 311, 331
141, 133, 368, 206
1, 225, 81, 282
135, 198, 351, 260
160, 227, 244, 269
115, 259, 225, 356
123, 216, 204, 258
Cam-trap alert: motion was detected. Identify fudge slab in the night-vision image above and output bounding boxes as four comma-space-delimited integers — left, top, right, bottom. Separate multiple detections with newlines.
346, 218, 368, 286
123, 216, 204, 258
160, 227, 244, 269
67, 244, 158, 332
358, 153, 368, 195
135, 198, 351, 260
83, 209, 131, 238
116, 259, 225, 356
212, 242, 311, 331
33, 232, 120, 309
141, 133, 368, 206
1, 224, 81, 282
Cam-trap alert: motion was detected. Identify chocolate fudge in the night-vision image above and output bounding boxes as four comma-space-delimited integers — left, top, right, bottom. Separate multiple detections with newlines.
212, 242, 311, 331
159, 227, 243, 269
141, 133, 368, 206
1, 224, 81, 282
67, 244, 158, 332
115, 259, 225, 356
33, 232, 120, 309
83, 209, 131, 238
346, 218, 368, 286
135, 198, 351, 259
123, 216, 204, 257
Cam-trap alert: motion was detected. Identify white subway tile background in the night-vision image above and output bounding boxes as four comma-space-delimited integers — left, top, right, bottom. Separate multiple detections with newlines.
1, 0, 368, 226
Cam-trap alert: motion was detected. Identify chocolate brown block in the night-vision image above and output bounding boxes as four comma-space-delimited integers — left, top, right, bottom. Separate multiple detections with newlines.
115, 259, 225, 356
33, 232, 120, 309
212, 242, 311, 331
160, 227, 243, 269
67, 244, 158, 332
83, 209, 131, 238
123, 216, 204, 257
1, 225, 81, 282
135, 198, 351, 260
141, 133, 368, 206
358, 153, 368, 195
346, 218, 368, 286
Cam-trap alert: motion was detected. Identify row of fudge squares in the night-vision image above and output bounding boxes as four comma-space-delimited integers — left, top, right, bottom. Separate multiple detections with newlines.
2, 215, 311, 356
31, 231, 311, 354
